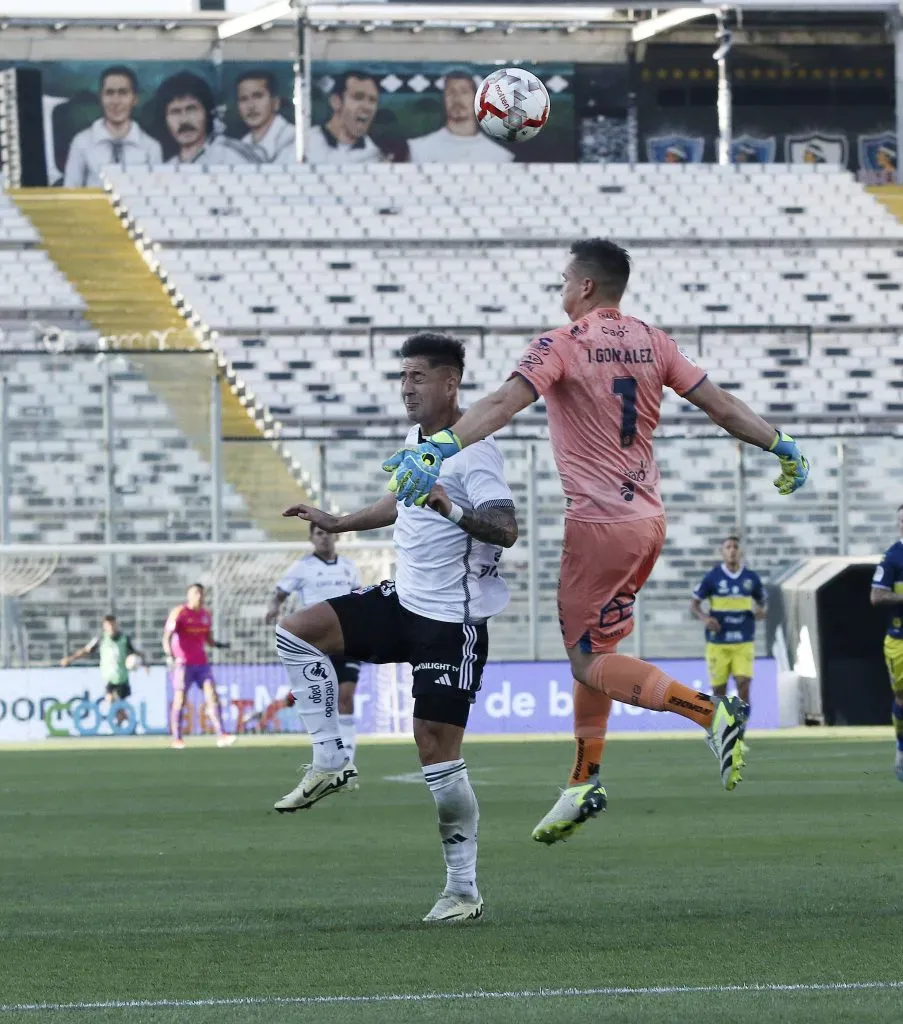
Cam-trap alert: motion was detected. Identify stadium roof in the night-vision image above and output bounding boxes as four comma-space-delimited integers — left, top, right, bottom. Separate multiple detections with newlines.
0, 1, 896, 33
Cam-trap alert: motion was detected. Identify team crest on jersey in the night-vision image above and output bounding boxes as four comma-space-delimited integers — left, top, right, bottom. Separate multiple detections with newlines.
646, 135, 705, 164
742, 578, 753, 591
599, 591, 635, 628
717, 579, 729, 594
731, 135, 776, 164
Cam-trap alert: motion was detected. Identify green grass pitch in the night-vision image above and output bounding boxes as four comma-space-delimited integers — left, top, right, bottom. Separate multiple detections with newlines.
0, 733, 900, 1023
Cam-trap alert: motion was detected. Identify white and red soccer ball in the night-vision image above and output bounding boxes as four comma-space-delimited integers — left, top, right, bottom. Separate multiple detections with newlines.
474, 68, 550, 143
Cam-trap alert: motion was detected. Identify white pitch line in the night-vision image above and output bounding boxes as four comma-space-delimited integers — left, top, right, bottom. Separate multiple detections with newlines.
3, 980, 903, 1014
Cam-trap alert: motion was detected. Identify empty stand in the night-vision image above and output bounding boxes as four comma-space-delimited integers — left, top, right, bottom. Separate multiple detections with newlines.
86, 166, 903, 657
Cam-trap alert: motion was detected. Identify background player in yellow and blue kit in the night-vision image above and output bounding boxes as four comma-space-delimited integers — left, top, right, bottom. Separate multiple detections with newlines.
690, 536, 766, 714
869, 503, 903, 782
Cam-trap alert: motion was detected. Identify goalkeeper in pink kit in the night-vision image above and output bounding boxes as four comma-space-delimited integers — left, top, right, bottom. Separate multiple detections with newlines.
383, 239, 809, 844
163, 582, 235, 749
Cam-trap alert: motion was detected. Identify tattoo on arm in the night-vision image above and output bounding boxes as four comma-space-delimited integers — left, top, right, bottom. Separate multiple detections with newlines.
458, 503, 518, 548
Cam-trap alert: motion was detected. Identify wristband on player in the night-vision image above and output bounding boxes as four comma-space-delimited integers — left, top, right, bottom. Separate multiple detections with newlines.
768, 429, 799, 458
446, 502, 465, 524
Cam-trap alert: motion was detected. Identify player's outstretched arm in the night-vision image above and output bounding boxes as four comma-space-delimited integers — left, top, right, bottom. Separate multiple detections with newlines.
425, 485, 518, 548
683, 378, 778, 449
449, 376, 537, 449
59, 643, 92, 667
870, 586, 903, 607
684, 378, 809, 494
383, 377, 537, 507
282, 494, 397, 535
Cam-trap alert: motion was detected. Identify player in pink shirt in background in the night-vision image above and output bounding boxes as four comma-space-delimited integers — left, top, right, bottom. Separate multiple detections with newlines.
383, 238, 809, 844
163, 582, 235, 749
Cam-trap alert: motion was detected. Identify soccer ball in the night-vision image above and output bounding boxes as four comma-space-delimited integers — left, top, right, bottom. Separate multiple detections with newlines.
474, 68, 550, 143
125, 653, 142, 671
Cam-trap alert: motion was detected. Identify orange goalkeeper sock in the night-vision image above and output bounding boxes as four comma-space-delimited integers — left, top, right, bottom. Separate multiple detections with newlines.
585, 653, 714, 730
569, 681, 611, 786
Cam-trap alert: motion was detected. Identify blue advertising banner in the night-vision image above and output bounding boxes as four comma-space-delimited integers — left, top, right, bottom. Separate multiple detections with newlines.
170, 658, 779, 737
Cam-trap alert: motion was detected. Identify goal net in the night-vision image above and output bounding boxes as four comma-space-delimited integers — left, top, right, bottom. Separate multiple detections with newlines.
0, 540, 415, 737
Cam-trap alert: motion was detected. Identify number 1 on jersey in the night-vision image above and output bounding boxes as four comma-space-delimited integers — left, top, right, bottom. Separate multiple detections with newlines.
612, 376, 637, 448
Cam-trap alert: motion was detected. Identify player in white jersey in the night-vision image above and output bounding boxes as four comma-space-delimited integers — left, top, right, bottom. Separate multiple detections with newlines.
266, 526, 362, 761
273, 333, 517, 924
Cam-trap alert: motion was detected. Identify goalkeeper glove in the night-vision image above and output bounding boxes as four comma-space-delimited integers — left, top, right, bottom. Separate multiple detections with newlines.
382, 430, 462, 507
769, 430, 810, 495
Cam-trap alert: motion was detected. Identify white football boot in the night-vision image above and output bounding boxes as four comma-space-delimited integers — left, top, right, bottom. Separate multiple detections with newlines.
274, 761, 358, 813
422, 891, 484, 923
531, 782, 607, 845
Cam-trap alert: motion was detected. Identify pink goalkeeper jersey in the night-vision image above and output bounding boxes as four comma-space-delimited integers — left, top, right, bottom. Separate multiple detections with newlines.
512, 308, 707, 524
165, 605, 211, 665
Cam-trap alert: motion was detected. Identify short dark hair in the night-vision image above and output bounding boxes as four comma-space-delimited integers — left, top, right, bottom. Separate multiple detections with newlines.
897, 504, 903, 513
444, 70, 475, 92
237, 69, 279, 98
309, 522, 330, 538
329, 70, 379, 100
188, 582, 205, 592
722, 535, 741, 545
569, 239, 631, 302
400, 332, 465, 377
102, 614, 117, 625
100, 65, 138, 94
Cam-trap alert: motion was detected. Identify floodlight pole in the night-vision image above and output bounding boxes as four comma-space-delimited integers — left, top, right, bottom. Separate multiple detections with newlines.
895, 11, 903, 184
293, 2, 306, 162
715, 8, 732, 165
627, 44, 639, 166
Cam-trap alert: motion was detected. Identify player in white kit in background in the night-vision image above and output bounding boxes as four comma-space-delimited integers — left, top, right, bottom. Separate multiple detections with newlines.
272, 332, 518, 923
266, 526, 362, 762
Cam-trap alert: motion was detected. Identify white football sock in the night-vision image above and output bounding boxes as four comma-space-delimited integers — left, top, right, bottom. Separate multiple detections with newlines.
422, 759, 479, 898
338, 713, 357, 764
275, 626, 345, 771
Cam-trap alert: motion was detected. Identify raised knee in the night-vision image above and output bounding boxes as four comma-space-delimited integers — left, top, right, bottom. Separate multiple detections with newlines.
276, 603, 340, 654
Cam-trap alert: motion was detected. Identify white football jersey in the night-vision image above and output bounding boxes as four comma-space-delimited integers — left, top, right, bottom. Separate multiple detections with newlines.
407, 127, 514, 165
305, 125, 384, 164
276, 554, 361, 607
393, 426, 513, 624
242, 113, 296, 164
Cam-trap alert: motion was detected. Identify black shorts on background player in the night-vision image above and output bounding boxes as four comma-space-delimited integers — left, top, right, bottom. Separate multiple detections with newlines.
330, 656, 360, 686
327, 580, 489, 727
106, 682, 132, 701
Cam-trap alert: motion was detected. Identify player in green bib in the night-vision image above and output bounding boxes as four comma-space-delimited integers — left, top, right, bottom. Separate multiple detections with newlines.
61, 615, 145, 724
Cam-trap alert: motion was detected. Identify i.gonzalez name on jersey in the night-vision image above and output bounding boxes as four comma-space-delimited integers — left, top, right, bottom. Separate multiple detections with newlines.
586, 347, 655, 365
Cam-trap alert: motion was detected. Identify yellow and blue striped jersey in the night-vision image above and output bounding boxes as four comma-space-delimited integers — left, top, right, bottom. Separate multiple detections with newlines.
872, 540, 903, 639
693, 564, 764, 645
